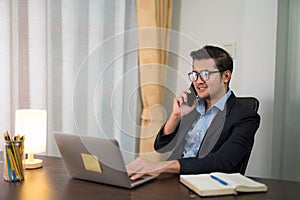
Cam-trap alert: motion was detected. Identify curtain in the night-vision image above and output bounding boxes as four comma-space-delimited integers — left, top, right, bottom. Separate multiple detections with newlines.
136, 0, 173, 161
0, 0, 139, 163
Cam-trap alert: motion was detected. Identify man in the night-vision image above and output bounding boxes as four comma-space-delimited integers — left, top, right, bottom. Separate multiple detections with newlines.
126, 45, 260, 180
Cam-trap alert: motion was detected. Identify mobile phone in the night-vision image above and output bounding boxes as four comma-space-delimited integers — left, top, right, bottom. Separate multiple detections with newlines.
186, 84, 197, 106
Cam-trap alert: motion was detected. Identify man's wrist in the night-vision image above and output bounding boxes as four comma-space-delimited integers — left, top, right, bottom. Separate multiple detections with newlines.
162, 160, 180, 174
163, 113, 180, 135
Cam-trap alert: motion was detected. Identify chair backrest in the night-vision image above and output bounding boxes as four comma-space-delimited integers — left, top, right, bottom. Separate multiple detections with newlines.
236, 97, 259, 112
236, 97, 259, 174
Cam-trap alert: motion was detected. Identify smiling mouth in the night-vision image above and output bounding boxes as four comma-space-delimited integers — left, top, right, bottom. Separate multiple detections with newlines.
196, 85, 207, 92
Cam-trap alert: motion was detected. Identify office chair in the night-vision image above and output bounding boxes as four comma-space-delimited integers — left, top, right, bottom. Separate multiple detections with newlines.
236, 97, 259, 175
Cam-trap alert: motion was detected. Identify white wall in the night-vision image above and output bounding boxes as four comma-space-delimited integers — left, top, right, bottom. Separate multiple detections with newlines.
169, 0, 278, 178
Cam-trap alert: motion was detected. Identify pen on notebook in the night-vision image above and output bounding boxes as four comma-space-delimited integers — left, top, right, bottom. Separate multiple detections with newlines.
210, 175, 228, 186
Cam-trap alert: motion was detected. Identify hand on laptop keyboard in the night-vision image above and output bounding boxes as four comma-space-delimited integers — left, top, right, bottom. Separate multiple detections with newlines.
126, 157, 180, 181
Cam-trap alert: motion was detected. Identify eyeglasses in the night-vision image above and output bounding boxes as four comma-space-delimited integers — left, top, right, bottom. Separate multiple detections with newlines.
188, 70, 224, 82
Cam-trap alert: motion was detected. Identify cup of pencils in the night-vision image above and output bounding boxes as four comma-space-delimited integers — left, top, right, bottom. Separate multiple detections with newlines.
3, 131, 25, 182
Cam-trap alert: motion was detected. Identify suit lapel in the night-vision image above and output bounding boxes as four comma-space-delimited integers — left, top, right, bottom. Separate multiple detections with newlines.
197, 94, 236, 158
168, 109, 199, 160
197, 108, 226, 158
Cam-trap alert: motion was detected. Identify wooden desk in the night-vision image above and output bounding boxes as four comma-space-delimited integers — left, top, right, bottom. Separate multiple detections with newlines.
0, 155, 299, 200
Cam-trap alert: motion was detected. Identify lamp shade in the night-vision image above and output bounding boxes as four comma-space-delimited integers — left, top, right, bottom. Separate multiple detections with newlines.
15, 109, 47, 154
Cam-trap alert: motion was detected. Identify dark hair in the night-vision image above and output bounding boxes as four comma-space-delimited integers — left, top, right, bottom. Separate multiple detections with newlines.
190, 45, 233, 73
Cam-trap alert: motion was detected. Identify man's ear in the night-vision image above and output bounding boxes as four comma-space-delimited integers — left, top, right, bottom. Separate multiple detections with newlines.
222, 70, 231, 84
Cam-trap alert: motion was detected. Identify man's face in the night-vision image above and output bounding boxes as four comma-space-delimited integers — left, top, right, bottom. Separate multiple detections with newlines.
192, 58, 230, 102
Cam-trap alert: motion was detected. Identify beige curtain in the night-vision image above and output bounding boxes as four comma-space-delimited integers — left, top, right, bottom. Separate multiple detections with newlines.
136, 0, 173, 161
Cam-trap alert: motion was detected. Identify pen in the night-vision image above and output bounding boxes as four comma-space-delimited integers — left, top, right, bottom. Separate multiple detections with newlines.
210, 175, 228, 186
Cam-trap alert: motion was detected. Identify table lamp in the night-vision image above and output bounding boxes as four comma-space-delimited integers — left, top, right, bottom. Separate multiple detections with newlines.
15, 109, 47, 169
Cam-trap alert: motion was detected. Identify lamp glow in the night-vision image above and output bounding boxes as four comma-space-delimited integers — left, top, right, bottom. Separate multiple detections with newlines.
15, 109, 47, 169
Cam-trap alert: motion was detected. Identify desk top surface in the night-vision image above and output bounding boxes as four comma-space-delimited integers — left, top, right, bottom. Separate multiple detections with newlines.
0, 155, 299, 200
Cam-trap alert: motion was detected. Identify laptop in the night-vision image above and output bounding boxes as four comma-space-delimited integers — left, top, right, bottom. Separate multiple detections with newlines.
53, 132, 156, 188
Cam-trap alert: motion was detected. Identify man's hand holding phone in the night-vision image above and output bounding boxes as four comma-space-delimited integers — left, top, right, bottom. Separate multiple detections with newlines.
174, 87, 197, 116
163, 84, 198, 135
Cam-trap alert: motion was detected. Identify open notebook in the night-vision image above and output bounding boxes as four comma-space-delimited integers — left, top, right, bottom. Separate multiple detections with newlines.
53, 132, 156, 188
180, 172, 267, 197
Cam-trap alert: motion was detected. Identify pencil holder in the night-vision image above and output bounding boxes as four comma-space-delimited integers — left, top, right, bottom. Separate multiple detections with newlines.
3, 140, 25, 182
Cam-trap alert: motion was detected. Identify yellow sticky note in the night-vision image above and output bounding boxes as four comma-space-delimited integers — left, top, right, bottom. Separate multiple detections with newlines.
81, 153, 102, 173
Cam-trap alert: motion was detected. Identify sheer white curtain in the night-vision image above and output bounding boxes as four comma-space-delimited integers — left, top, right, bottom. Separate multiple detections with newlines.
0, 0, 139, 162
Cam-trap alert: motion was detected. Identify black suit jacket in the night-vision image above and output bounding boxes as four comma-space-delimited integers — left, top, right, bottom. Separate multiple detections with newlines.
154, 93, 260, 174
